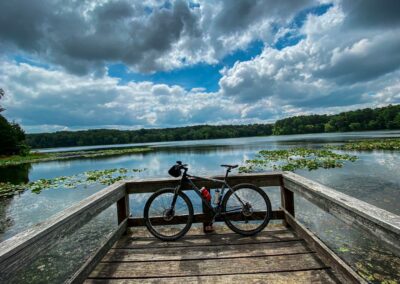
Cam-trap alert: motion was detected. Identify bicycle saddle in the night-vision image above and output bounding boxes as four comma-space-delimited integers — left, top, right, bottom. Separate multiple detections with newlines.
220, 164, 238, 169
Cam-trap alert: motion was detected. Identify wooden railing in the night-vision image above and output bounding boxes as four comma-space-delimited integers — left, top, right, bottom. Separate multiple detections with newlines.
282, 171, 400, 256
0, 172, 399, 283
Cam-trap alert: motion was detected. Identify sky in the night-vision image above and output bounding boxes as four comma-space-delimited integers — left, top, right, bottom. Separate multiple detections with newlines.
0, 0, 399, 133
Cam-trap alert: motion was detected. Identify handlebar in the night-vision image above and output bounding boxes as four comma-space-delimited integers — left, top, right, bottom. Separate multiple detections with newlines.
176, 161, 188, 169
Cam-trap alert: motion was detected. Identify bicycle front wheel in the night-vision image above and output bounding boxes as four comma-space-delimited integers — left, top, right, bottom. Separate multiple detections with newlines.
222, 183, 272, 236
144, 188, 193, 241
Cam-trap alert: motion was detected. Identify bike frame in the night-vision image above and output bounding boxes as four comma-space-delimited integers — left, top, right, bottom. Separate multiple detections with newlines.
171, 167, 246, 217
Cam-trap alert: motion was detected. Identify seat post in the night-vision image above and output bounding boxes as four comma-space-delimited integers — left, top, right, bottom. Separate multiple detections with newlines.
225, 168, 231, 179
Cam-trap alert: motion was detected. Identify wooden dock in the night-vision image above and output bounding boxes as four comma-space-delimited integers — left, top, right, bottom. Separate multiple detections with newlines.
86, 226, 340, 283
1, 171, 400, 283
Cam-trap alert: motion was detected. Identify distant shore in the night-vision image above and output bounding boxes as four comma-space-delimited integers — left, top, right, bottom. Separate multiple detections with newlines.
0, 147, 152, 167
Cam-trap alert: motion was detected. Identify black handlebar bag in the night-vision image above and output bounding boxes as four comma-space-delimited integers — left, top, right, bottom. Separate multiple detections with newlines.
168, 165, 181, 177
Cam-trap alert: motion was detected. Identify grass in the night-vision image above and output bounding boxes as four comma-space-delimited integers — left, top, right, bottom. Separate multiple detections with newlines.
0, 147, 152, 167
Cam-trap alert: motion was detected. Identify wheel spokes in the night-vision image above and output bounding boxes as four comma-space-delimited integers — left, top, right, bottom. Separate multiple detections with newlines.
225, 187, 269, 232
147, 192, 191, 237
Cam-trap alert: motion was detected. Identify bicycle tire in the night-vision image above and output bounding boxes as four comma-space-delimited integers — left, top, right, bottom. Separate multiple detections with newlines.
222, 183, 272, 236
144, 188, 193, 241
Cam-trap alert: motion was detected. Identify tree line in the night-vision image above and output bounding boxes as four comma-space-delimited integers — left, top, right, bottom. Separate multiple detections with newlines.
26, 124, 274, 148
272, 104, 400, 135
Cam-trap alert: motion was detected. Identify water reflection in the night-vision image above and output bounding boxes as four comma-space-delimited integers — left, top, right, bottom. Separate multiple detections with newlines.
0, 164, 31, 184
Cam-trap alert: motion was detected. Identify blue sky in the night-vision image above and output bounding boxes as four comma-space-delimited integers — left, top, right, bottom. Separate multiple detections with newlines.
0, 0, 399, 133
108, 39, 264, 92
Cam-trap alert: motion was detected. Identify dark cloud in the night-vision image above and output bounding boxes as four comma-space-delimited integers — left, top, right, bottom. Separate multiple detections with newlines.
0, 0, 201, 74
318, 32, 400, 84
0, 0, 51, 50
214, 0, 313, 33
342, 0, 400, 29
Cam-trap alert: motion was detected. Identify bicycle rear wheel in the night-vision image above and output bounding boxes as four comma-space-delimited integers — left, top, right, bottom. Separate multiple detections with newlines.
144, 188, 193, 241
222, 183, 272, 236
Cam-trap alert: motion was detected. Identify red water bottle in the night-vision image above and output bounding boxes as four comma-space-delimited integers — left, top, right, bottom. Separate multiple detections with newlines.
200, 187, 211, 202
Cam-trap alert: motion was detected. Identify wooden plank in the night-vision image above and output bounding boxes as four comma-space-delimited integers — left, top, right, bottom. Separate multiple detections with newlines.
127, 210, 284, 226
89, 252, 326, 278
125, 172, 282, 194
282, 188, 295, 216
114, 230, 300, 249
68, 219, 128, 284
85, 269, 339, 283
282, 171, 400, 256
283, 209, 366, 284
102, 240, 311, 262
0, 181, 125, 281
117, 194, 130, 225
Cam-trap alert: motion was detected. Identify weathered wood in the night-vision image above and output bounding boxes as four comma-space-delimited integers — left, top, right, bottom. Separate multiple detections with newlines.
283, 171, 400, 256
127, 210, 284, 226
282, 188, 294, 215
85, 269, 339, 284
114, 229, 300, 249
280, 174, 295, 227
89, 252, 326, 278
103, 240, 311, 262
280, 176, 288, 227
68, 219, 128, 284
125, 172, 282, 194
283, 209, 366, 284
117, 193, 130, 226
0, 181, 125, 281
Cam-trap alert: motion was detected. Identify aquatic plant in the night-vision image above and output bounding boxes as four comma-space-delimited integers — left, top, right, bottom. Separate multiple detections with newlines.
0, 167, 145, 198
329, 139, 400, 151
239, 148, 358, 173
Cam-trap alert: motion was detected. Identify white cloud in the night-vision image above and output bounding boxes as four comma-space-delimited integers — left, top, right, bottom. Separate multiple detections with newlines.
0, 61, 250, 132
218, 3, 400, 111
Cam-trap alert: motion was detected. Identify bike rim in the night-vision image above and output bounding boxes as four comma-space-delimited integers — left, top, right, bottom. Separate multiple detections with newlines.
224, 187, 269, 232
147, 192, 191, 237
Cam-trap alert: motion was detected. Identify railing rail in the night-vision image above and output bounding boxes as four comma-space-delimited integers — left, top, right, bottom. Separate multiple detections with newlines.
282, 171, 400, 255
0, 181, 126, 282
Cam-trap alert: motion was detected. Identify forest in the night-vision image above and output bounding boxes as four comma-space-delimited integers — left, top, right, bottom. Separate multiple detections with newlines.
19, 104, 400, 149
272, 104, 400, 135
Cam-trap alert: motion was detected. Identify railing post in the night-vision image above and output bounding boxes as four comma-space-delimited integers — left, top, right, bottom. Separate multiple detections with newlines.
117, 186, 130, 234
280, 176, 295, 227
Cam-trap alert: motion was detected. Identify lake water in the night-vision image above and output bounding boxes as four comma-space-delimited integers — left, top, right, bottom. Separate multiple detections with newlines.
1, 130, 400, 283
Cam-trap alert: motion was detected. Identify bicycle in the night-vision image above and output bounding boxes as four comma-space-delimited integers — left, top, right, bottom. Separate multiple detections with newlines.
144, 161, 272, 241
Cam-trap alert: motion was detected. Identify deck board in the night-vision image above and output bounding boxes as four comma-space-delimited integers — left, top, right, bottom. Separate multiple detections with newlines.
85, 269, 338, 283
86, 226, 340, 283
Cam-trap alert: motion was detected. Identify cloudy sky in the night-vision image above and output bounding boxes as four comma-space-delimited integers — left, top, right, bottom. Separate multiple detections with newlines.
0, 0, 399, 133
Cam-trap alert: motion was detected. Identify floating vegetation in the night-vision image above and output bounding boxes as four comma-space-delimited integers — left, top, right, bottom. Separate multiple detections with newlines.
0, 147, 152, 167
0, 168, 144, 198
329, 138, 400, 151
239, 148, 358, 172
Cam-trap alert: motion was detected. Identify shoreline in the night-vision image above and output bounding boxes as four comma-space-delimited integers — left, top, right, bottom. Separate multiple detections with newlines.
0, 147, 152, 167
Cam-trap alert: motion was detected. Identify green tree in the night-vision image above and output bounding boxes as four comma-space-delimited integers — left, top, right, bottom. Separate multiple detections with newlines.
0, 89, 28, 155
